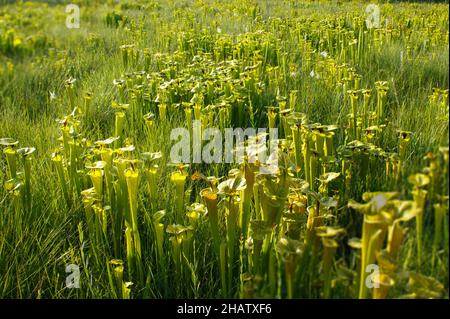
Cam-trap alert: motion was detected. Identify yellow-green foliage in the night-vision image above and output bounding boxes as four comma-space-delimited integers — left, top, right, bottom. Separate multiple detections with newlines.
0, 0, 448, 299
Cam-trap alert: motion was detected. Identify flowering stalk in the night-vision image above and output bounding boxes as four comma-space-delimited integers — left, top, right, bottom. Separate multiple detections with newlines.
281, 112, 291, 139
398, 130, 412, 176
88, 168, 104, 200
93, 205, 108, 243
225, 195, 240, 295
4, 147, 17, 179
122, 282, 133, 299
193, 103, 201, 121
52, 151, 70, 206
309, 150, 319, 191
432, 203, 445, 270
375, 81, 388, 124
348, 90, 359, 140
360, 225, 386, 299
144, 112, 155, 135
125, 226, 135, 282
81, 188, 97, 248
125, 168, 143, 284
362, 89, 371, 128
314, 131, 325, 157
114, 112, 125, 148
145, 165, 158, 207
143, 48, 151, 71
170, 231, 182, 277
69, 140, 82, 196
387, 220, 408, 260
268, 108, 277, 130
166, 224, 194, 292
84, 92, 92, 120
219, 106, 228, 133
305, 205, 319, 250
291, 125, 303, 173
321, 238, 338, 298
171, 171, 188, 224
220, 242, 227, 297
109, 259, 124, 299
201, 188, 221, 256
240, 163, 256, 238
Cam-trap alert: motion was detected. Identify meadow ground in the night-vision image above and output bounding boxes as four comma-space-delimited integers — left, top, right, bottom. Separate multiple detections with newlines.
0, 0, 448, 299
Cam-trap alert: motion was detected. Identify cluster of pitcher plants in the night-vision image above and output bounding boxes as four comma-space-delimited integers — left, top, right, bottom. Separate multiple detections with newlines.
0, 0, 448, 299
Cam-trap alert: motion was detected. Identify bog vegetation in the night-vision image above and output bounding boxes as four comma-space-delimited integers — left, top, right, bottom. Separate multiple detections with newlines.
0, 0, 448, 299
